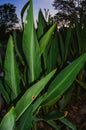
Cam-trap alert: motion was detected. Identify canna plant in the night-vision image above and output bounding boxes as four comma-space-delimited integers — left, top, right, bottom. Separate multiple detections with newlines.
0, 0, 86, 130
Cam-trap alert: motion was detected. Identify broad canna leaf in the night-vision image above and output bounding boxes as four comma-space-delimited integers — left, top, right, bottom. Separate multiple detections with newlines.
43, 53, 86, 106
4, 36, 20, 101
23, 0, 41, 83
43, 28, 59, 73
15, 69, 56, 120
0, 80, 10, 104
39, 23, 57, 55
13, 31, 24, 65
37, 9, 47, 39
0, 107, 16, 130
18, 105, 33, 130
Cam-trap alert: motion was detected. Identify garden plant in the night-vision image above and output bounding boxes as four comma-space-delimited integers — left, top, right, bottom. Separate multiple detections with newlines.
0, 0, 86, 130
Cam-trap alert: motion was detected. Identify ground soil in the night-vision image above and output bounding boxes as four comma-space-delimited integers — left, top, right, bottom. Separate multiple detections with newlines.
65, 89, 86, 130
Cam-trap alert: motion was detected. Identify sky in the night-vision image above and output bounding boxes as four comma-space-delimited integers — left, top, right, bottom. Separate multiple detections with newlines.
0, 0, 57, 22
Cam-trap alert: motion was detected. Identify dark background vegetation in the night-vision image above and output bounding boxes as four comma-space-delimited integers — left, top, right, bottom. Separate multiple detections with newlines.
52, 0, 86, 26
0, 3, 19, 42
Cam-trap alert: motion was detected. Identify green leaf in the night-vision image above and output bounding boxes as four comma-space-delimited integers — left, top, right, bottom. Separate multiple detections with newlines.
47, 120, 60, 130
43, 28, 59, 73
43, 53, 86, 106
4, 36, 20, 101
39, 23, 57, 55
23, 0, 41, 83
64, 26, 72, 61
21, 0, 30, 27
59, 87, 73, 110
15, 69, 56, 120
58, 31, 65, 61
48, 34, 58, 71
59, 118, 77, 130
43, 110, 65, 121
75, 21, 86, 54
0, 107, 16, 130
33, 94, 47, 112
43, 110, 76, 130
18, 105, 33, 130
76, 79, 86, 90
13, 31, 24, 64
37, 9, 47, 39
76, 22, 81, 54
0, 81, 10, 104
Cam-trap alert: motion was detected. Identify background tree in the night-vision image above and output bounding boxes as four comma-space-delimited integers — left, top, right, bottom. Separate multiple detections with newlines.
52, 0, 86, 26
0, 3, 19, 41
0, 3, 19, 32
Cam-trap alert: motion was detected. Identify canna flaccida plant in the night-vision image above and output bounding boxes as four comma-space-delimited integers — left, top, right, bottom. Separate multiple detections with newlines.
0, 0, 86, 130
